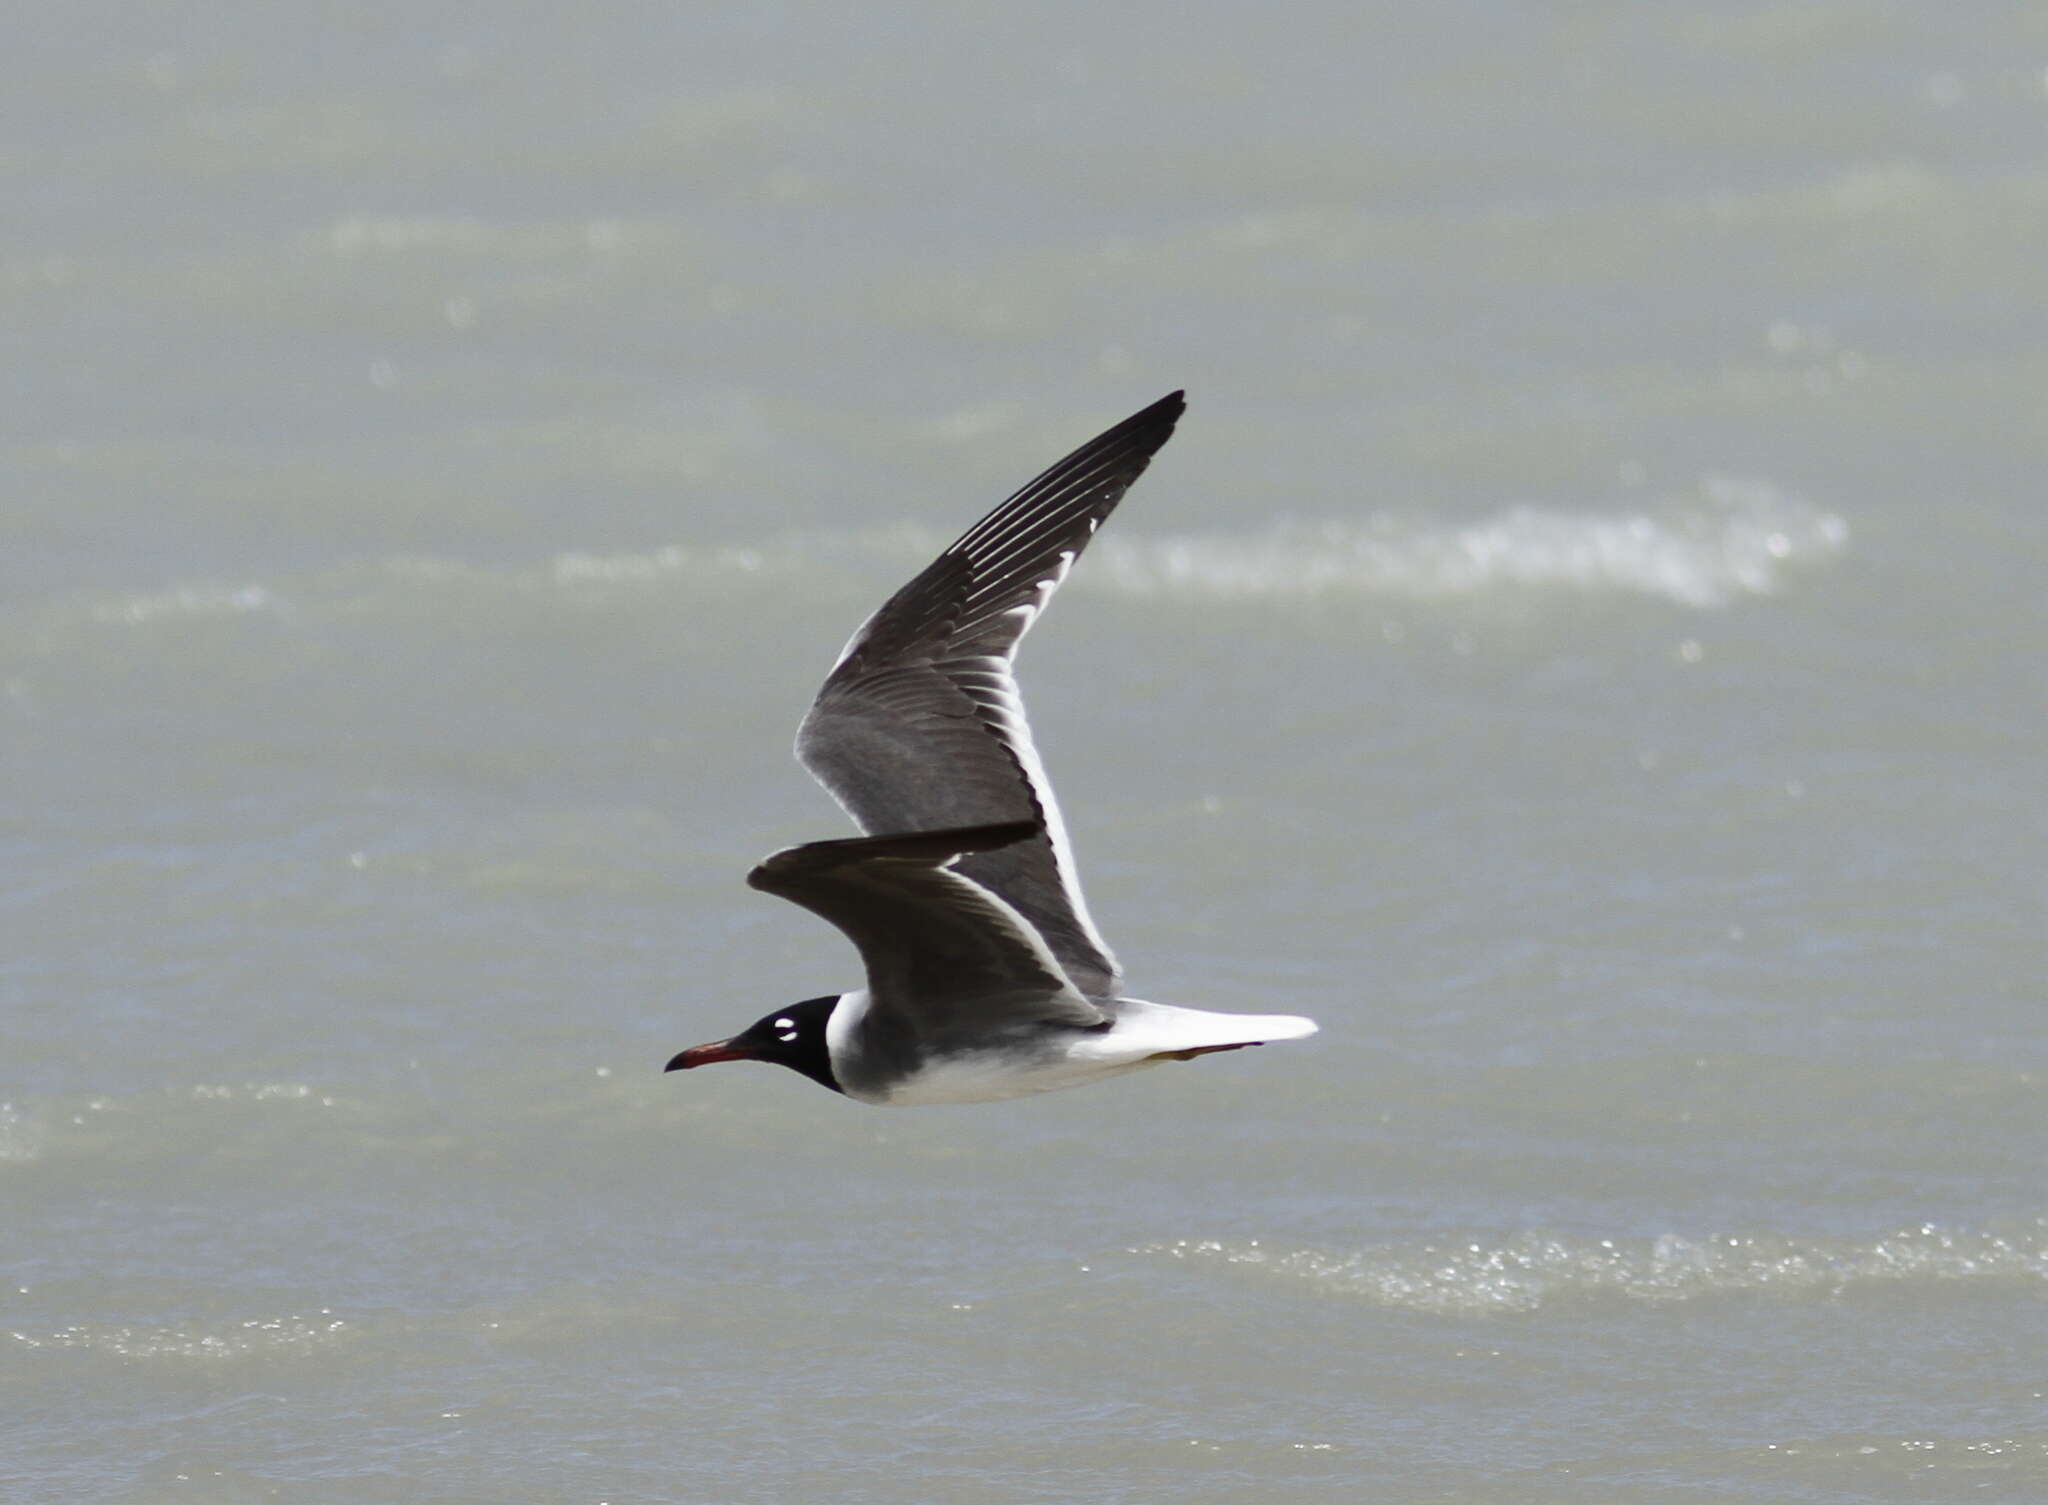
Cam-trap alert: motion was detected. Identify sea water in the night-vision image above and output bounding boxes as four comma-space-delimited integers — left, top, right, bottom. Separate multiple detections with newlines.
6, 3, 2046, 1501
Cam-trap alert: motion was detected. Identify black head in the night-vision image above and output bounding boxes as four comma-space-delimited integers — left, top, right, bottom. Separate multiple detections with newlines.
664, 995, 843, 1094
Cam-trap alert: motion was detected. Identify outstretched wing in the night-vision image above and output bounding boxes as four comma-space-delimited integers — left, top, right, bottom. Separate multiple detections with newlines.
794, 391, 1186, 1000
747, 821, 1104, 1035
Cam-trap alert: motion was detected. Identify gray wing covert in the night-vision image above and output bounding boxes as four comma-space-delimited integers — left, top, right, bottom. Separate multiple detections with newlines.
746, 822, 1104, 1034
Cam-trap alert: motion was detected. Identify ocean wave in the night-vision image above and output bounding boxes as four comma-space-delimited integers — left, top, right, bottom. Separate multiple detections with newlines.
536, 477, 1846, 611
88, 583, 277, 625
67, 476, 1845, 636
0, 1101, 42, 1163
548, 541, 776, 584
6, 1310, 354, 1361
0, 1085, 360, 1168
1130, 1220, 2048, 1313
1088, 479, 1846, 609
323, 214, 688, 261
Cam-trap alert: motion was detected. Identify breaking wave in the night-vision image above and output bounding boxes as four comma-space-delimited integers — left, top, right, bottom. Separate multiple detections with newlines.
71, 475, 1846, 633
7, 1311, 354, 1361
533, 476, 1847, 611
1089, 478, 1847, 609
1131, 1219, 2048, 1314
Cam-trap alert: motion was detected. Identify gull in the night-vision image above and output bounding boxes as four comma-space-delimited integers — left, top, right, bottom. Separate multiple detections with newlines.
667, 393, 1318, 1104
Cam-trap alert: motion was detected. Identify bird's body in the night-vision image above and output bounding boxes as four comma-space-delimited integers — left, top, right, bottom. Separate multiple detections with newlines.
827, 990, 1315, 1106
667, 393, 1318, 1104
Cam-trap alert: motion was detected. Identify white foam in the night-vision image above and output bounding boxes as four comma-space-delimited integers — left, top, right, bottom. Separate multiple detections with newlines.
8, 1310, 352, 1360
550, 542, 769, 584
534, 479, 1845, 615
1132, 1219, 2048, 1314
70, 477, 1844, 639
187, 1081, 340, 1105
1086, 478, 1848, 609
323, 214, 686, 261
0, 1101, 42, 1162
90, 584, 276, 625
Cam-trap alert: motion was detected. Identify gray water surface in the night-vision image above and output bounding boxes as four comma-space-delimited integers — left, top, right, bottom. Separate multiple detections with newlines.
7, 4, 2047, 1502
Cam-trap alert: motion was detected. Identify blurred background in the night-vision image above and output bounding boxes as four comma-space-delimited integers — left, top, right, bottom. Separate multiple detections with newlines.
5, 4, 2045, 1502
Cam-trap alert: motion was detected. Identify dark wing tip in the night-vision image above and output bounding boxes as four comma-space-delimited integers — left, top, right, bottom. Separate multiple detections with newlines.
1062, 391, 1184, 473
1119, 390, 1186, 449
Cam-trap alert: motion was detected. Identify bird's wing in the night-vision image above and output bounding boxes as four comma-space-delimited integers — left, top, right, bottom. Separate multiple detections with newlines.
794, 391, 1185, 1000
747, 822, 1105, 1037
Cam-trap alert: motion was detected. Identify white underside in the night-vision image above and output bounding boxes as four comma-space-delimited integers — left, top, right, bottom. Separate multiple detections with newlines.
832, 994, 1319, 1107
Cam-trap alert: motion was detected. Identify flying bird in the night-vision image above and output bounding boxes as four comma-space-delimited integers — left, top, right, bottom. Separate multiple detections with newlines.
667, 392, 1318, 1104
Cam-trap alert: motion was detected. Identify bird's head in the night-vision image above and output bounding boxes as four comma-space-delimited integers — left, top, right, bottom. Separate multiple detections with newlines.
664, 994, 843, 1093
